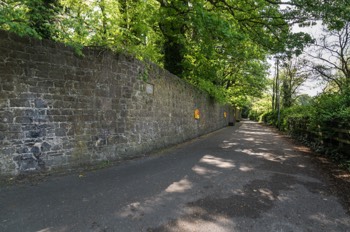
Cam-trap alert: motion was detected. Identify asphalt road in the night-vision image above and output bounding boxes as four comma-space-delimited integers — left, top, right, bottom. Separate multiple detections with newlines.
1, 120, 350, 232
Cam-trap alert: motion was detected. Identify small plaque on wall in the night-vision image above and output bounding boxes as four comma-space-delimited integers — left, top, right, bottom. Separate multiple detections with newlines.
194, 109, 200, 120
145, 83, 154, 95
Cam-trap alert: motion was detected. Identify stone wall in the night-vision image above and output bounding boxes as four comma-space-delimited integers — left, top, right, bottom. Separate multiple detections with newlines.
0, 30, 233, 176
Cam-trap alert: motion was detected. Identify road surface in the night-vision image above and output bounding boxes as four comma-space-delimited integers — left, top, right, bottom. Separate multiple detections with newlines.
1, 120, 349, 231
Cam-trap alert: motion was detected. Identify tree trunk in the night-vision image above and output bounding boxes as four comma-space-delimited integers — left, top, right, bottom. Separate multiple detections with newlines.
158, 0, 188, 77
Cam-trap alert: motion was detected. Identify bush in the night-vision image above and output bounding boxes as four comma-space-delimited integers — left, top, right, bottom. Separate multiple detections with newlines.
311, 91, 350, 128
248, 110, 260, 121
249, 91, 350, 131
261, 111, 277, 125
261, 105, 313, 131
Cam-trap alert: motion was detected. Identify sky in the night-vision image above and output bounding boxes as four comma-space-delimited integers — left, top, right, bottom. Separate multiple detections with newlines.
293, 22, 326, 96
268, 21, 327, 97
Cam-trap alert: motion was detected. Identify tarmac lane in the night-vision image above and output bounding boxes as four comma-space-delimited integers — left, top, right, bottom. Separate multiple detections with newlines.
1, 120, 349, 232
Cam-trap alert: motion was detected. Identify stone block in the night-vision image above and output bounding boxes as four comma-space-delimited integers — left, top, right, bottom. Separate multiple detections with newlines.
31, 146, 41, 155
0, 123, 8, 131
13, 153, 45, 172
15, 117, 33, 124
50, 54, 66, 66
31, 53, 50, 63
0, 111, 13, 123
34, 98, 48, 108
55, 128, 66, 137
8, 124, 21, 132
41, 142, 51, 152
10, 99, 30, 107
2, 83, 15, 91
61, 110, 73, 116
47, 109, 61, 116
0, 131, 5, 140
14, 51, 30, 61
62, 141, 74, 150
52, 101, 66, 108
29, 86, 50, 94
35, 66, 50, 78
26, 130, 42, 138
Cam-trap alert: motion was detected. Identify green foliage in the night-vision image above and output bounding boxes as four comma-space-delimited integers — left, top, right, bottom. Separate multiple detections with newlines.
138, 64, 153, 82
290, 0, 350, 30
259, 105, 313, 130
2, 0, 340, 106
311, 91, 350, 128
248, 110, 261, 122
26, 0, 60, 39
248, 93, 272, 121
260, 110, 277, 125
57, 0, 163, 62
258, 91, 350, 134
279, 58, 310, 108
282, 91, 350, 169
0, 0, 39, 37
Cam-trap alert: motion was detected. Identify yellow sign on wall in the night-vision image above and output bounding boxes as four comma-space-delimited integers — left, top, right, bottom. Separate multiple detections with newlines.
224, 112, 227, 118
194, 109, 200, 120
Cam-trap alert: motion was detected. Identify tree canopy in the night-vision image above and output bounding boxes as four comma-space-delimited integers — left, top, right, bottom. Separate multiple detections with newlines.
1, 0, 347, 106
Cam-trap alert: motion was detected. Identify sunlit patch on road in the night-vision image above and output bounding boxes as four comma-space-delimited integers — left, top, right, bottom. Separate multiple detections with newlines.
239, 148, 296, 163
220, 141, 239, 149
239, 164, 254, 172
166, 178, 192, 193
192, 165, 220, 176
199, 155, 235, 169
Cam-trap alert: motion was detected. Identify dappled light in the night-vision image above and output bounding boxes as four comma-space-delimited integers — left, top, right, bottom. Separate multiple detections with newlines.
37, 228, 54, 232
257, 148, 272, 151
166, 179, 192, 193
3, 121, 350, 232
232, 189, 246, 196
192, 165, 220, 176
199, 155, 235, 169
240, 131, 275, 136
154, 213, 237, 232
118, 202, 143, 219
292, 145, 313, 154
37, 227, 67, 232
117, 192, 178, 221
309, 213, 350, 228
276, 194, 290, 202
239, 164, 254, 172
257, 188, 275, 201
139, 121, 350, 231
235, 148, 302, 164
220, 141, 240, 149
